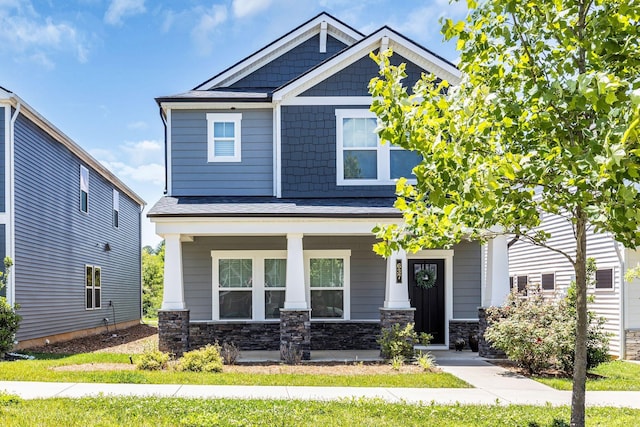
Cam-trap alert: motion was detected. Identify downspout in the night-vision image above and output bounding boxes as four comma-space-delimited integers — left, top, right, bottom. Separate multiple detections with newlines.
8, 101, 21, 307
159, 107, 168, 195
613, 240, 626, 359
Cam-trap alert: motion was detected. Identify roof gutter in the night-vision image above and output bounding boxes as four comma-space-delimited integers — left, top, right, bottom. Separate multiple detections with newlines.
159, 106, 168, 195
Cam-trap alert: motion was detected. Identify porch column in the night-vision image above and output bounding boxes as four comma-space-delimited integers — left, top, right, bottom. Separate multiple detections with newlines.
284, 233, 307, 309
161, 233, 185, 310
485, 234, 510, 307
281, 233, 310, 360
383, 249, 411, 309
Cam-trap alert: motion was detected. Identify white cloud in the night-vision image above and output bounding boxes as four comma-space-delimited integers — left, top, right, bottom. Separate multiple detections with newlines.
232, 0, 272, 18
101, 161, 165, 185
396, 0, 468, 42
0, 2, 89, 66
191, 4, 227, 55
104, 0, 146, 26
127, 120, 148, 130
92, 139, 164, 185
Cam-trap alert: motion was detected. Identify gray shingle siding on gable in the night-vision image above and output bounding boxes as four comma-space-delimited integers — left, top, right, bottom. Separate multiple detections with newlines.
0, 107, 5, 212
301, 53, 427, 97
229, 35, 347, 90
281, 105, 396, 198
12, 113, 141, 341
452, 240, 481, 318
171, 109, 273, 196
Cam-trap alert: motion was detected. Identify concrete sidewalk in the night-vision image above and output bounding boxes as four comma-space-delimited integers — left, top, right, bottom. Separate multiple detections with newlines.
2, 350, 640, 408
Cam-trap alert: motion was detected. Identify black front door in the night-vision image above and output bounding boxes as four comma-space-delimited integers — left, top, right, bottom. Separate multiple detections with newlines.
408, 259, 445, 344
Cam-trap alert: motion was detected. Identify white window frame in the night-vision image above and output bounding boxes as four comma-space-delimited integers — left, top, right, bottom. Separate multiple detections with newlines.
85, 264, 101, 310
304, 250, 351, 320
211, 250, 287, 321
113, 189, 120, 229
206, 113, 242, 162
335, 109, 417, 186
79, 165, 89, 213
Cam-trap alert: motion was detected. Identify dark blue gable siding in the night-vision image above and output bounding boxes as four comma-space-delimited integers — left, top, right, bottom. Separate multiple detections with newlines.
13, 113, 141, 341
281, 105, 395, 198
229, 35, 347, 89
0, 107, 5, 212
301, 53, 427, 97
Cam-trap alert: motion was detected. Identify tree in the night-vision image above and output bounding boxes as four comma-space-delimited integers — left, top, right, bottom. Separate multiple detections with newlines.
142, 241, 164, 318
369, 2, 639, 426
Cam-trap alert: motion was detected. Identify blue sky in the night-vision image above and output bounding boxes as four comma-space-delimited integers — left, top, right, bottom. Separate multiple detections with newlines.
0, 0, 466, 247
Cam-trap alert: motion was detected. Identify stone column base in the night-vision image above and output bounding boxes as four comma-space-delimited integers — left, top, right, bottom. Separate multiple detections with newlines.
478, 307, 505, 358
625, 329, 640, 360
280, 309, 311, 361
158, 309, 190, 356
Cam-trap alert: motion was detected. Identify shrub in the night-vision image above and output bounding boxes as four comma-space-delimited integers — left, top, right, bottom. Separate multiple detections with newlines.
179, 344, 224, 373
417, 352, 436, 372
0, 258, 20, 359
390, 355, 404, 371
136, 347, 170, 371
220, 342, 240, 365
378, 323, 432, 360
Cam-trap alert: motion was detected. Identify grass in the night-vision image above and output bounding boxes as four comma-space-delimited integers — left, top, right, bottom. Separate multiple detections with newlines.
536, 360, 640, 391
0, 353, 468, 388
1, 395, 639, 426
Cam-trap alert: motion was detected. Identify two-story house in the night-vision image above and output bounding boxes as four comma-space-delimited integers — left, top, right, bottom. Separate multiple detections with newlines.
0, 87, 145, 349
150, 13, 511, 358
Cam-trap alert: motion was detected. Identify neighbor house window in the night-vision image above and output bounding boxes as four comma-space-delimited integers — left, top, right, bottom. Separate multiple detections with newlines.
541, 273, 555, 290
335, 109, 421, 185
85, 265, 101, 310
595, 268, 613, 289
80, 166, 89, 213
517, 275, 527, 293
306, 250, 351, 320
206, 113, 242, 162
113, 189, 119, 228
212, 251, 287, 320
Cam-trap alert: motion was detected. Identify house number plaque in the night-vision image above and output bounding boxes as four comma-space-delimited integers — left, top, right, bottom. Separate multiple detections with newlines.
395, 259, 402, 283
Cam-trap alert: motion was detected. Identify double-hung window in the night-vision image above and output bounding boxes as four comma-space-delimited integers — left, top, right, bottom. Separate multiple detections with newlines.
206, 113, 242, 162
113, 189, 119, 228
306, 250, 351, 319
80, 166, 89, 213
85, 265, 101, 310
336, 109, 421, 185
217, 258, 253, 319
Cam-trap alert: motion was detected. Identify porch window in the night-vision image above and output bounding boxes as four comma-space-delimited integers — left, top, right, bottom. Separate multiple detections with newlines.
218, 259, 252, 319
206, 113, 242, 162
307, 253, 350, 319
85, 265, 101, 310
335, 109, 421, 185
264, 258, 286, 319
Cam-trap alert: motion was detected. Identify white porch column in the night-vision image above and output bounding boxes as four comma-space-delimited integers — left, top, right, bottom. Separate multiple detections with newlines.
485, 234, 510, 307
161, 233, 185, 310
284, 233, 307, 309
383, 248, 411, 309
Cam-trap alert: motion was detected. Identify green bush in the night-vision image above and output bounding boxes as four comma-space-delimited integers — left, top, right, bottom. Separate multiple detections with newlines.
0, 257, 20, 359
485, 261, 609, 375
378, 323, 431, 361
136, 348, 170, 371
179, 344, 224, 373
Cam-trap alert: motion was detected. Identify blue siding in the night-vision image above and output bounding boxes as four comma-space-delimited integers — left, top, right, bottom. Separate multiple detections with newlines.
301, 53, 427, 97
12, 113, 141, 342
452, 241, 482, 319
0, 107, 5, 212
281, 105, 396, 198
229, 35, 347, 89
171, 109, 273, 196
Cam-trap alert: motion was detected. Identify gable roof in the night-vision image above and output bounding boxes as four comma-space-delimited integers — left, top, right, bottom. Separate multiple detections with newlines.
0, 87, 145, 206
272, 26, 460, 102
194, 12, 363, 91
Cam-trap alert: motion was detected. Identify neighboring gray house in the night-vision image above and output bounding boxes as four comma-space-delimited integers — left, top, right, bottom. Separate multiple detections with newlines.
0, 86, 145, 349
509, 212, 640, 360
149, 13, 511, 357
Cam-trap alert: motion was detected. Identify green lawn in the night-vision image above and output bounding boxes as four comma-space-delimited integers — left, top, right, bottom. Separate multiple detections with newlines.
1, 395, 638, 426
0, 353, 468, 388
536, 361, 640, 391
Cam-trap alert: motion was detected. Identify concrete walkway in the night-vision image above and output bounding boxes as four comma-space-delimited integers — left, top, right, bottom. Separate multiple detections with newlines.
2, 350, 640, 408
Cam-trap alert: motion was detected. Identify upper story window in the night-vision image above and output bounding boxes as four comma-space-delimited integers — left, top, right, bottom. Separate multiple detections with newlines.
335, 109, 421, 185
113, 190, 120, 228
80, 166, 89, 213
206, 113, 242, 162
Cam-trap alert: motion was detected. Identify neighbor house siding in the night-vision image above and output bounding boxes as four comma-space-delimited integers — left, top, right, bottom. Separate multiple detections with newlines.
0, 106, 5, 212
509, 212, 622, 355
281, 105, 396, 198
170, 109, 273, 196
300, 53, 427, 97
182, 235, 385, 321
625, 249, 640, 330
452, 240, 482, 319
229, 35, 347, 89
12, 113, 141, 342
0, 225, 5, 298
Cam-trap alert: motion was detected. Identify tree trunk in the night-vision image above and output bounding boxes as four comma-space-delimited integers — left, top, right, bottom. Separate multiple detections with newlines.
571, 212, 588, 427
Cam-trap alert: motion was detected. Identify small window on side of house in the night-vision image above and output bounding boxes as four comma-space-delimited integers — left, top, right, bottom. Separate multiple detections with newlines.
541, 273, 555, 290
595, 268, 613, 289
85, 265, 101, 310
113, 190, 119, 228
80, 166, 89, 213
517, 275, 527, 293
206, 113, 242, 162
